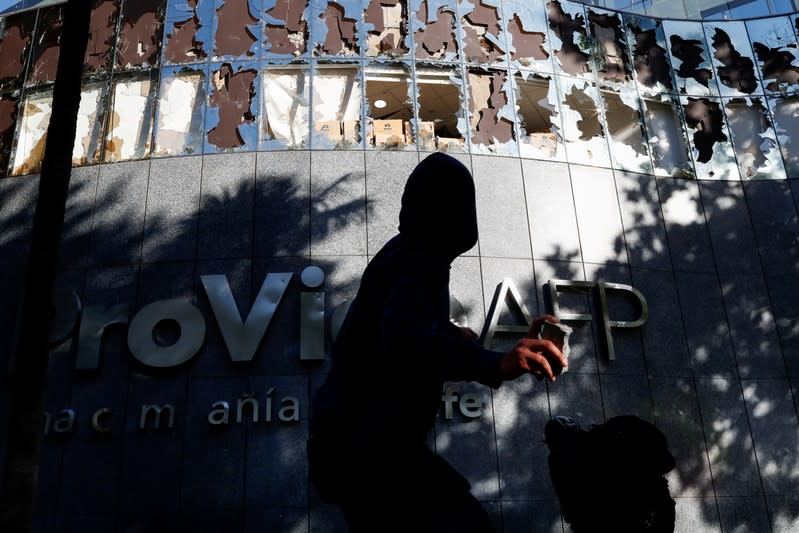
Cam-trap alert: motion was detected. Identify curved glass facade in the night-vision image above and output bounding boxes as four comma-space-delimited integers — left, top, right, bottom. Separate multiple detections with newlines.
2, 0, 799, 181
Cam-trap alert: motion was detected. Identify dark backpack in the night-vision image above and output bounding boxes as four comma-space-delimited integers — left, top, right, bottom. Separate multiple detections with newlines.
545, 415, 677, 533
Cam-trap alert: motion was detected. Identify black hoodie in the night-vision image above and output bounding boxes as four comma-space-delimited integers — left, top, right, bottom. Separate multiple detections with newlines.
311, 153, 505, 443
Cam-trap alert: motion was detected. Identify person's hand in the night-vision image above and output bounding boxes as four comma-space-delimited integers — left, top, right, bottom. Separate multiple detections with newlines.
500, 315, 567, 382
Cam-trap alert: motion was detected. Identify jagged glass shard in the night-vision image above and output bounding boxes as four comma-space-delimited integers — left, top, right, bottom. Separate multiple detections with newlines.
640, 92, 692, 178
0, 92, 18, 177
263, 0, 309, 58
104, 73, 158, 162
26, 5, 63, 87
725, 96, 786, 180
601, 84, 651, 174
204, 61, 259, 151
681, 95, 738, 180
623, 13, 674, 95
703, 20, 762, 97
746, 16, 799, 95
311, 0, 361, 57
556, 75, 609, 167
364, 0, 409, 58
586, 7, 632, 85
768, 93, 799, 178
458, 0, 506, 66
511, 72, 564, 161
163, 0, 213, 65
415, 65, 466, 152
0, 11, 35, 91
410, 0, 459, 61
546, 0, 591, 79
11, 87, 51, 175
72, 80, 109, 166
84, 0, 120, 75
116, 0, 166, 70
663, 20, 718, 97
467, 68, 517, 155
503, 0, 552, 74
212, 0, 259, 60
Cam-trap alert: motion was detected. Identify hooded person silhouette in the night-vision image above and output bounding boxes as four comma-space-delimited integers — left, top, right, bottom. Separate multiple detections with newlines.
309, 153, 566, 532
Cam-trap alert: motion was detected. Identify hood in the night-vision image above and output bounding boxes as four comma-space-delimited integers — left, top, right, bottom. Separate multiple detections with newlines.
398, 152, 478, 260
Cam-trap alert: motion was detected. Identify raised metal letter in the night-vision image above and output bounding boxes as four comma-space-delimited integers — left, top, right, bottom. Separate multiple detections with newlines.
301, 266, 325, 360
595, 282, 648, 361
76, 303, 129, 370
49, 289, 81, 347
481, 278, 536, 348
127, 299, 205, 368
201, 273, 292, 362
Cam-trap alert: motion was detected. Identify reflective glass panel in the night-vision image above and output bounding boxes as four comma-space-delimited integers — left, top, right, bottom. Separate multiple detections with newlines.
600, 85, 651, 173
467, 68, 517, 155
640, 92, 692, 177
153, 65, 207, 156
11, 87, 51, 175
311, 63, 362, 149
415, 65, 467, 151
411, 0, 459, 61
163, 0, 212, 65
663, 20, 717, 97
104, 72, 157, 162
767, 94, 799, 178
747, 16, 799, 95
364, 0, 410, 58
724, 96, 786, 180
681, 95, 737, 180
512, 72, 564, 161
73, 80, 109, 166
703, 21, 762, 97
503, 0, 552, 74
262, 0, 310, 58
260, 65, 310, 149
556, 75, 610, 167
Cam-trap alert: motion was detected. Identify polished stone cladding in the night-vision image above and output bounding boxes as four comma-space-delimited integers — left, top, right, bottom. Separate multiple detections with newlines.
0, 151, 796, 532
0, 2, 798, 533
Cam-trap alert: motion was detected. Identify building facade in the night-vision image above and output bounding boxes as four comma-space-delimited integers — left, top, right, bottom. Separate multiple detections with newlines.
1, 0, 799, 531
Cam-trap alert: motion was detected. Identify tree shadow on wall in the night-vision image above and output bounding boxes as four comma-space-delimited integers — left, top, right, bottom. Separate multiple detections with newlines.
0, 156, 371, 533
433, 169, 799, 533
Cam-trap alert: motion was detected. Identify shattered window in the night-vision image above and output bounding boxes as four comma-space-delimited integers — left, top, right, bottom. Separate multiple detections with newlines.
205, 62, 258, 152
163, 0, 212, 65
116, 0, 166, 70
263, 0, 309, 57
681, 96, 737, 180
364, 0, 409, 58
0, 12, 35, 90
556, 75, 610, 167
768, 94, 799, 178
623, 14, 673, 94
725, 97, 786, 180
73, 80, 109, 167
153, 66, 207, 156
311, 64, 362, 149
0, 93, 19, 177
600, 85, 651, 173
546, 0, 591, 78
503, 0, 552, 73
458, 0, 505, 65
640, 93, 692, 177
512, 73, 564, 161
364, 64, 414, 149
747, 16, 799, 95
312, 1, 360, 57
704, 21, 761, 96
260, 65, 310, 149
467, 69, 516, 154
26, 5, 63, 87
586, 7, 631, 85
415, 66, 466, 151
84, 0, 120, 75
412, 0, 459, 61
213, 0, 258, 59
663, 20, 717, 96
10, 88, 51, 176
104, 73, 157, 162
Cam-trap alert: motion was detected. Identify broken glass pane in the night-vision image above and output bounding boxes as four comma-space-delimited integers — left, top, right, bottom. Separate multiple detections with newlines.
0, 93, 19, 177
640, 92, 692, 177
747, 16, 799, 95
260, 64, 310, 149
263, 0, 309, 57
163, 0, 212, 65
725, 96, 786, 180
0, 12, 35, 90
703, 21, 761, 96
212, 0, 259, 60
458, 0, 505, 66
415, 65, 467, 151
512, 72, 564, 161
663, 20, 717, 96
623, 13, 674, 95
116, 0, 166, 70
768, 94, 799, 178
26, 5, 63, 87
205, 61, 259, 151
556, 75, 610, 167
311, 1, 360, 57
411, 0, 459, 61
365, 63, 414, 149
681, 96, 737, 180
600, 85, 651, 173
503, 0, 552, 74
546, 0, 591, 78
364, 0, 410, 58
467, 68, 517, 155
586, 7, 632, 85
104, 72, 157, 162
72, 80, 109, 167
84, 0, 120, 75
10, 88, 51, 176
153, 65, 207, 156
312, 63, 362, 149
